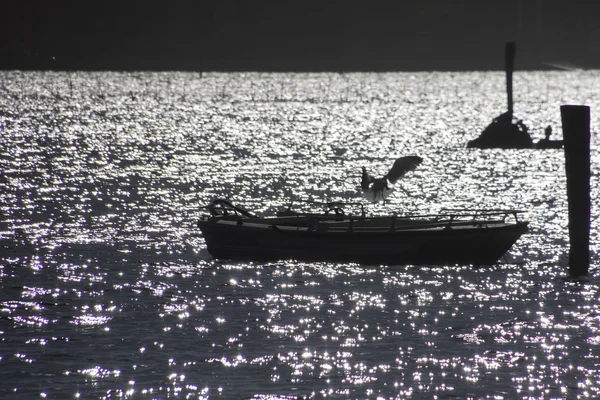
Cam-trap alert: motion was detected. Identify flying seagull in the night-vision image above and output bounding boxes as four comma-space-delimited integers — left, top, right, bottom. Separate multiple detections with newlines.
361, 155, 423, 202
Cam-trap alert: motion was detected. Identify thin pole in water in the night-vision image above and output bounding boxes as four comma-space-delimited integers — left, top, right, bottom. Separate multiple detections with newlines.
560, 105, 591, 277
505, 42, 515, 117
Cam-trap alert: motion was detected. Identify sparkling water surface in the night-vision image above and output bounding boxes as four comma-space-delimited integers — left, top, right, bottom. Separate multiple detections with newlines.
1, 70, 600, 399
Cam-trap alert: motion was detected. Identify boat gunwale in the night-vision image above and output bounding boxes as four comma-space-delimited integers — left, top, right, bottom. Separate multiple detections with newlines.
200, 198, 527, 226
199, 215, 529, 237
199, 209, 527, 234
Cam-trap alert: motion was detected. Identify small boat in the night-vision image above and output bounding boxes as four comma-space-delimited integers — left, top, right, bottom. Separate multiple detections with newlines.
197, 199, 529, 266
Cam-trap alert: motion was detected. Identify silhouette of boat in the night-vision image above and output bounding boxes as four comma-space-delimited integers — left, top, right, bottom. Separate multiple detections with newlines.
467, 43, 538, 149
468, 111, 533, 149
198, 199, 529, 265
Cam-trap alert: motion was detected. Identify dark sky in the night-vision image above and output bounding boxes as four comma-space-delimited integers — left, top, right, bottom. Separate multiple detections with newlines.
2, 0, 600, 71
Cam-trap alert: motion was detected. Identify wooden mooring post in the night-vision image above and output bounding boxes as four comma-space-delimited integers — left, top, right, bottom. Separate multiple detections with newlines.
560, 105, 591, 276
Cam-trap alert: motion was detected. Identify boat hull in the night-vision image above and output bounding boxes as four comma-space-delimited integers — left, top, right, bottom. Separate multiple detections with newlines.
198, 218, 529, 266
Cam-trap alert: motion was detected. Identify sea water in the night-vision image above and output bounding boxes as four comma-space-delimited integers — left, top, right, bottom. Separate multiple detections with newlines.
1, 70, 599, 399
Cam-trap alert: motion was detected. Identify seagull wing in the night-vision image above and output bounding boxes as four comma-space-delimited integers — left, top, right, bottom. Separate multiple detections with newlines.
385, 156, 423, 184
361, 166, 374, 191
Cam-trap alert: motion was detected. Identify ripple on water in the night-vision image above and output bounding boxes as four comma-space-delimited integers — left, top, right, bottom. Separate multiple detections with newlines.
0, 70, 599, 399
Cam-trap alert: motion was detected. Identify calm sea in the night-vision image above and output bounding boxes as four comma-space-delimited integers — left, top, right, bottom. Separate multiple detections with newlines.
1, 70, 599, 399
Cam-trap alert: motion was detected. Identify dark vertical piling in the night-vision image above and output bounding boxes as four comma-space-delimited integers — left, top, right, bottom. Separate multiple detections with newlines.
560, 105, 591, 276
505, 42, 515, 117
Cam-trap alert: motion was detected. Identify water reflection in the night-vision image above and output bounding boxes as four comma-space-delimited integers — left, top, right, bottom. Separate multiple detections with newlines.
0, 70, 599, 398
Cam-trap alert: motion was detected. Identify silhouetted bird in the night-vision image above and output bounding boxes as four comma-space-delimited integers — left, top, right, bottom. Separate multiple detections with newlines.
361, 156, 423, 202
535, 125, 563, 149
